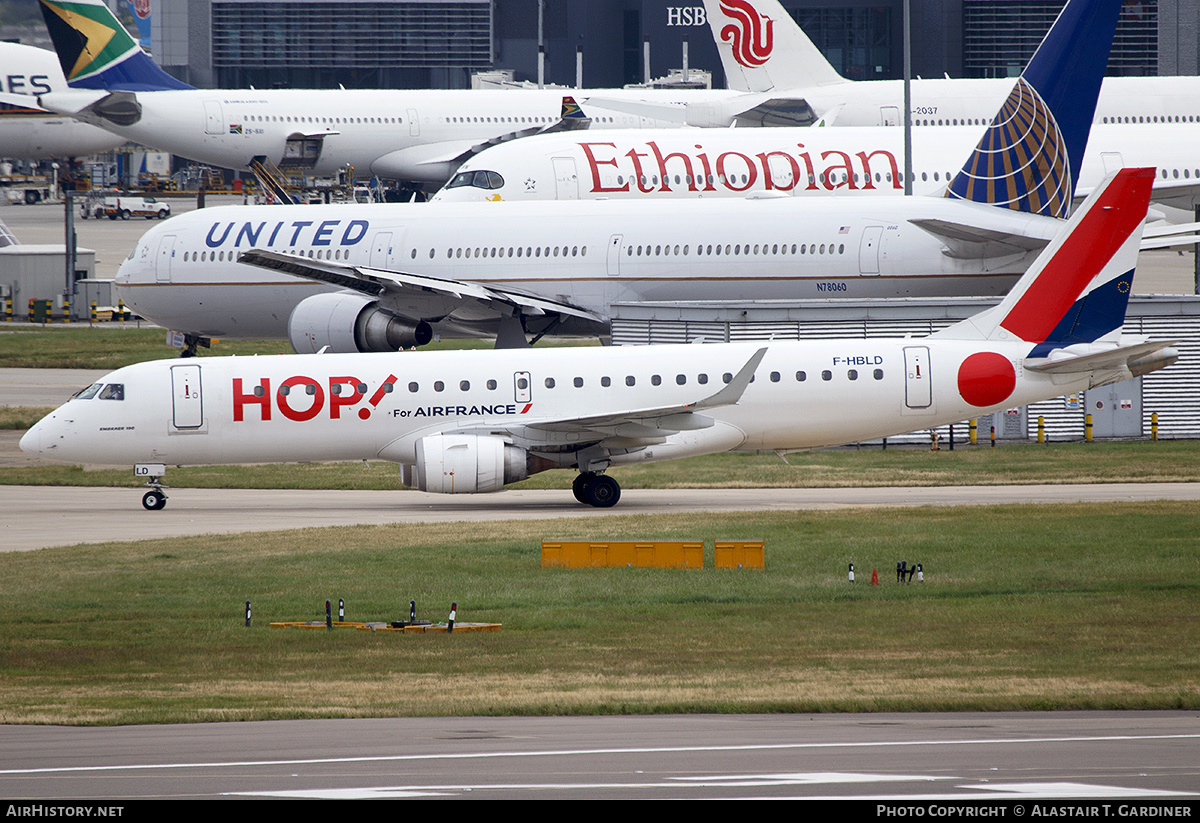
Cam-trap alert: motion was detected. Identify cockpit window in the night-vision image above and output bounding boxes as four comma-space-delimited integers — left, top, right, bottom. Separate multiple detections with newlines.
98, 383, 125, 401
445, 170, 504, 190
73, 383, 102, 400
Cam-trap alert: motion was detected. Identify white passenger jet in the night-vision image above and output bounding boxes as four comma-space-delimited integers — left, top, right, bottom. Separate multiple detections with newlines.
432, 121, 1200, 212
703, 0, 1200, 127
0, 42, 123, 160
21, 0, 774, 189
21, 168, 1178, 509
112, 0, 1132, 355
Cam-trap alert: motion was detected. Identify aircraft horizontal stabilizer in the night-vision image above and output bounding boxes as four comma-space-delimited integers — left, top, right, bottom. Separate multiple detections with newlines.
579, 96, 691, 125
730, 97, 819, 127
908, 213, 1060, 259
1025, 339, 1179, 383
1139, 221, 1200, 250
237, 249, 604, 323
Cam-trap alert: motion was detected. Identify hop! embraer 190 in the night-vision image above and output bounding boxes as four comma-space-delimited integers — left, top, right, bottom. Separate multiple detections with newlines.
21, 169, 1177, 509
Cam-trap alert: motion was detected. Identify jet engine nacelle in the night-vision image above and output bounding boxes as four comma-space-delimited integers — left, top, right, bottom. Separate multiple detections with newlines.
403, 434, 530, 494
287, 292, 433, 353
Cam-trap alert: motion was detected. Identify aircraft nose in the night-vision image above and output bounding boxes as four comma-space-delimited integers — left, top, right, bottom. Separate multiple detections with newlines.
19, 421, 43, 455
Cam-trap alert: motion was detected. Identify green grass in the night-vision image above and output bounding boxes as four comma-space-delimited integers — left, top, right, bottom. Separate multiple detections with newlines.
0, 502, 1196, 724
0, 325, 291, 369
0, 325, 593, 369
5, 439, 1200, 489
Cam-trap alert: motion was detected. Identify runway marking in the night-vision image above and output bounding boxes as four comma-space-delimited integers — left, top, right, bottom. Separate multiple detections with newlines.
227, 776, 1198, 800
1, 733, 1197, 776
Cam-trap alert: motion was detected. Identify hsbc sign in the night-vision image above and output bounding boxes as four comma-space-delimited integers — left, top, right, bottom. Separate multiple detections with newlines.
666, 7, 707, 26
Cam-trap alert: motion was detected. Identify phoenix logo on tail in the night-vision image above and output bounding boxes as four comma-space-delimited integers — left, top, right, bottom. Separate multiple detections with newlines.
718, 0, 774, 68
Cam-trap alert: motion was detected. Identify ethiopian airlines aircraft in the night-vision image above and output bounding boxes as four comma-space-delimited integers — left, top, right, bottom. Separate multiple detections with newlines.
21, 169, 1178, 509
112, 0, 1132, 355
431, 121, 1200, 210
703, 0, 1200, 127
0, 42, 123, 159
22, 0, 771, 188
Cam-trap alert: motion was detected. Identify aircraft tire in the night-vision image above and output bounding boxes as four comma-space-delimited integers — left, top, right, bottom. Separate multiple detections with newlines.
142, 490, 167, 511
572, 473, 591, 503
585, 475, 621, 508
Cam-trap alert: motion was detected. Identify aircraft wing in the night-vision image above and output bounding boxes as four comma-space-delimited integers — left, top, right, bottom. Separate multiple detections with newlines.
237, 249, 605, 324
451, 347, 766, 450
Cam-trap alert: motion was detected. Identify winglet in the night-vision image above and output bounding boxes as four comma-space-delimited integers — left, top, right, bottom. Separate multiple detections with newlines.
944, 0, 1121, 218
39, 0, 192, 91
694, 347, 768, 409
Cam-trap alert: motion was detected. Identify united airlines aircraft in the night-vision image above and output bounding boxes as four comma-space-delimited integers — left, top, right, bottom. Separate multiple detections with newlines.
113, 0, 1138, 355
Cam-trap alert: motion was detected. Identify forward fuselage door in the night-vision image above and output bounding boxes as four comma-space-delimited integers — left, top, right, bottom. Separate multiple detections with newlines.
903, 346, 933, 411
204, 101, 223, 135
170, 364, 204, 430
369, 231, 393, 268
407, 108, 420, 137
552, 157, 579, 200
155, 234, 176, 283
880, 106, 899, 127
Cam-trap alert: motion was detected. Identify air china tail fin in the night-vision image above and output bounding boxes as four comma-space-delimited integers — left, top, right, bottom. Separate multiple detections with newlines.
702, 0, 843, 94
935, 167, 1152, 354
38, 0, 192, 91
944, 0, 1121, 219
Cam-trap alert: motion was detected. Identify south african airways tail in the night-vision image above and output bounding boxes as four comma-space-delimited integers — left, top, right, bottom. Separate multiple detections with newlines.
39, 0, 192, 91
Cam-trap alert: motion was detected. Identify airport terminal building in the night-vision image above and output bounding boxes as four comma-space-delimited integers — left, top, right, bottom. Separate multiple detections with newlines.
147, 0, 1199, 91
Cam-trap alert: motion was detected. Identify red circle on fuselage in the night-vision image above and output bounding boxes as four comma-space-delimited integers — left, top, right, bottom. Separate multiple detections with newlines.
957, 352, 1016, 407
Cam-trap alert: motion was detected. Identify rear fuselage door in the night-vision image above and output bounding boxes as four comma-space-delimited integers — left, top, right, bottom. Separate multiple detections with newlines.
903, 346, 932, 410
607, 234, 623, 276
859, 226, 883, 274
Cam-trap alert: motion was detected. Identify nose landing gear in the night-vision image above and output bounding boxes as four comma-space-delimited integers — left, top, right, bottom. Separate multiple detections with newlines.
135, 463, 170, 510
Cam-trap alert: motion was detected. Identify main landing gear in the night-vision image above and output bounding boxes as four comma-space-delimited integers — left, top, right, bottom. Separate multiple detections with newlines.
572, 472, 621, 508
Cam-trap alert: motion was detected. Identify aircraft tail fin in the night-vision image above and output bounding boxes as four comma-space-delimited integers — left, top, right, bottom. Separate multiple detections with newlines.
703, 0, 843, 93
38, 0, 192, 91
935, 167, 1153, 352
944, 0, 1121, 219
